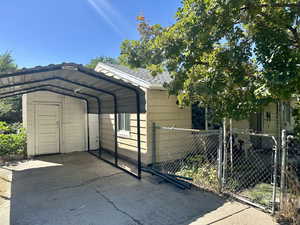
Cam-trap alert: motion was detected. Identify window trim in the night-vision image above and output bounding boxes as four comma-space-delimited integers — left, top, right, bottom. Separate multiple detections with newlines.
117, 113, 131, 137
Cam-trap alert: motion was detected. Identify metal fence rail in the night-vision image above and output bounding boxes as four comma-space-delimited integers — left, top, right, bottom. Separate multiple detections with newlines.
147, 123, 293, 214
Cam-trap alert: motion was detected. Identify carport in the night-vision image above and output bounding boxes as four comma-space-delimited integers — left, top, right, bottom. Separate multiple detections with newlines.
0, 63, 145, 178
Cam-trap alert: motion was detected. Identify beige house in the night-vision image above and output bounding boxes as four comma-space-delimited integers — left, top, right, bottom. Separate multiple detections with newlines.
229, 100, 297, 151
23, 63, 191, 166
233, 101, 296, 135
21, 62, 295, 169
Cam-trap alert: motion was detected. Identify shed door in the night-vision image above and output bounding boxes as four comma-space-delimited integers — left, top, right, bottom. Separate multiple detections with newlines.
35, 104, 60, 155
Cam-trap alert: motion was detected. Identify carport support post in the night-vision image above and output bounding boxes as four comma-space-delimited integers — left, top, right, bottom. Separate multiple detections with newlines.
86, 102, 91, 152
97, 98, 101, 158
137, 94, 142, 179
114, 96, 118, 166
152, 122, 156, 169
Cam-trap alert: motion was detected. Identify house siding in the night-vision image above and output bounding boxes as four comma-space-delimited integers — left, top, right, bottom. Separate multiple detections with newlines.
99, 113, 148, 164
98, 88, 192, 165
99, 86, 148, 164
23, 91, 87, 156
261, 103, 278, 135
147, 89, 192, 164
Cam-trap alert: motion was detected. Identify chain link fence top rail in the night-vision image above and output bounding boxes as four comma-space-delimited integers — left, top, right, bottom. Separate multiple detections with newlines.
152, 125, 221, 192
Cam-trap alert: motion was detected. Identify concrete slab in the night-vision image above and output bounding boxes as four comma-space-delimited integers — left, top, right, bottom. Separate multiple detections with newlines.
0, 152, 278, 225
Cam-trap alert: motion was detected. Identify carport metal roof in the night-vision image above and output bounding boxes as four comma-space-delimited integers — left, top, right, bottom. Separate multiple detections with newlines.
0, 63, 146, 114
0, 63, 143, 178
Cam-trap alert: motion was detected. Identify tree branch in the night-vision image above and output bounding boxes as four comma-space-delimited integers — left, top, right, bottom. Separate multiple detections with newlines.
241, 2, 300, 10
289, 27, 300, 48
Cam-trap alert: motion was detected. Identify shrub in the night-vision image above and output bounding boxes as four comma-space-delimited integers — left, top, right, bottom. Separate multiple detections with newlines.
176, 162, 219, 192
0, 121, 10, 133
0, 122, 26, 157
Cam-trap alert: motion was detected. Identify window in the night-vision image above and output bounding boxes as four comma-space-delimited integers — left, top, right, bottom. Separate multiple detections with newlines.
192, 104, 221, 130
118, 113, 130, 133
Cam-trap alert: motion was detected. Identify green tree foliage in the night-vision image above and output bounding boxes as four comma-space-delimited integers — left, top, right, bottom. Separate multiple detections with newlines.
119, 21, 163, 69
0, 52, 21, 123
120, 0, 300, 121
86, 56, 119, 69
0, 97, 22, 123
0, 51, 17, 73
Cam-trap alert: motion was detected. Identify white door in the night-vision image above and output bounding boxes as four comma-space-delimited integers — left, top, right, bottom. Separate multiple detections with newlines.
35, 104, 60, 155
88, 114, 99, 150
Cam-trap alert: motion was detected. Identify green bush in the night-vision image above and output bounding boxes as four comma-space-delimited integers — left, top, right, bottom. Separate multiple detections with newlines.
0, 122, 26, 156
0, 121, 10, 133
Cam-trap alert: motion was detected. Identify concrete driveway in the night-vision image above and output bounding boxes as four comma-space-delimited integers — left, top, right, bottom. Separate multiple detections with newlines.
0, 152, 277, 225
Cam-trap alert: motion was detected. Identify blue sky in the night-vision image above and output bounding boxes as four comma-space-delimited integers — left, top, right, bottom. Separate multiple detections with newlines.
0, 0, 181, 68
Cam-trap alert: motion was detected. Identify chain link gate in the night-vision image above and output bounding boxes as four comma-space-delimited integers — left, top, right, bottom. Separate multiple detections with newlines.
147, 123, 284, 214
222, 129, 279, 213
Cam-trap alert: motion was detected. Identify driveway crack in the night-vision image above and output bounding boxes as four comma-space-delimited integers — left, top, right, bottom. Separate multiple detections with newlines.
53, 172, 124, 191
95, 189, 143, 225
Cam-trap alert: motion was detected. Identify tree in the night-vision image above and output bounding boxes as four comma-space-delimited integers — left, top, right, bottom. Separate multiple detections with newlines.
86, 56, 119, 69
0, 52, 21, 123
0, 52, 17, 73
119, 19, 163, 69
119, 0, 300, 121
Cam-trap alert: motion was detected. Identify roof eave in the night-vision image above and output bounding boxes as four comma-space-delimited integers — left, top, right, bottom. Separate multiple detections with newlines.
95, 62, 166, 90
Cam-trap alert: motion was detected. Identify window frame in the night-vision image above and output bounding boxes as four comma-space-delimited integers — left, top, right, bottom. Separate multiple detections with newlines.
117, 113, 130, 137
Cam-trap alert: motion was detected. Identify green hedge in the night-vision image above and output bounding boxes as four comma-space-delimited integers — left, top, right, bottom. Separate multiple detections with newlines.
0, 122, 26, 156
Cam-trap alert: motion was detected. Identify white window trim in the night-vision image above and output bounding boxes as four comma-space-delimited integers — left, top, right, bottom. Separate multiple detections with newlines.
117, 113, 131, 138
117, 129, 131, 138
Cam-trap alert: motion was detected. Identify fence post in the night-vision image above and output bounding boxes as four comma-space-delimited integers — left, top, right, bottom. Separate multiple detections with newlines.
222, 118, 227, 184
229, 118, 233, 172
152, 122, 157, 168
280, 129, 287, 210
217, 127, 223, 192
271, 138, 279, 215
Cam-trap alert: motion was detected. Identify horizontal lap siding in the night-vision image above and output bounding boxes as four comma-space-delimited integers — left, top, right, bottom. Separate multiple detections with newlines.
100, 111, 148, 164
99, 88, 193, 166
233, 120, 250, 130
147, 89, 192, 165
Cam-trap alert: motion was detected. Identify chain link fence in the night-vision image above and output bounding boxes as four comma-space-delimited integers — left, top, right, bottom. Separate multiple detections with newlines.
148, 123, 294, 214
151, 125, 221, 192
149, 123, 300, 215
